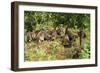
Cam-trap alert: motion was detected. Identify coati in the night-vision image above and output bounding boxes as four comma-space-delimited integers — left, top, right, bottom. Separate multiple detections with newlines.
62, 34, 70, 47
36, 29, 51, 43
62, 28, 78, 47
50, 28, 58, 40
72, 47, 81, 59
56, 27, 64, 38
49, 27, 64, 41
36, 29, 45, 43
65, 28, 75, 42
78, 30, 86, 38
25, 32, 33, 42
44, 31, 51, 41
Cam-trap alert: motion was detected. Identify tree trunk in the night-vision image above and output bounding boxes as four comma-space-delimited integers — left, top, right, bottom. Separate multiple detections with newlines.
79, 27, 83, 47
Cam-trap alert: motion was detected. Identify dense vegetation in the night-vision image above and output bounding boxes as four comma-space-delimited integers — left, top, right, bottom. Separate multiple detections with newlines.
24, 11, 90, 61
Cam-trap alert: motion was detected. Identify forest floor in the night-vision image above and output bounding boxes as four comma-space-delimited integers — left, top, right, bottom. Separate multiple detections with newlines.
24, 29, 90, 61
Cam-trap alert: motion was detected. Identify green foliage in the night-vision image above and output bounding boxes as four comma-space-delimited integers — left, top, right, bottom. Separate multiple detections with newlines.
48, 55, 56, 60
80, 39, 90, 59
24, 11, 90, 32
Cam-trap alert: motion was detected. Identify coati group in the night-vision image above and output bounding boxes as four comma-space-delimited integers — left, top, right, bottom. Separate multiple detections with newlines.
25, 29, 51, 43
25, 27, 86, 47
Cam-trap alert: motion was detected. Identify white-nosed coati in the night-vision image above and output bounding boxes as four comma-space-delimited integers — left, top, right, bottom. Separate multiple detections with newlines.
62, 34, 70, 47
65, 28, 75, 42
62, 27, 79, 48
56, 27, 64, 38
72, 46, 81, 59
50, 28, 58, 41
49, 27, 65, 41
78, 30, 86, 38
36, 29, 45, 43
25, 29, 51, 43
36, 29, 51, 43
24, 32, 32, 42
